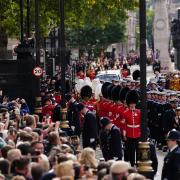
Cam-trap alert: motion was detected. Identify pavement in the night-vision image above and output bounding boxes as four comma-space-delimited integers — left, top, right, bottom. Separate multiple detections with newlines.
155, 150, 165, 180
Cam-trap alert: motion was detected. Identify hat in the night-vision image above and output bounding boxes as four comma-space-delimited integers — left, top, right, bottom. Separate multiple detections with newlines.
126, 90, 139, 106
101, 82, 111, 99
169, 98, 178, 103
132, 70, 140, 81
151, 81, 157, 85
107, 84, 115, 100
80, 85, 92, 99
170, 92, 177, 96
111, 85, 122, 102
166, 129, 180, 141
176, 107, 180, 111
77, 103, 85, 112
0, 108, 8, 113
110, 161, 131, 174
160, 79, 166, 83
100, 117, 111, 128
159, 92, 166, 96
119, 87, 130, 103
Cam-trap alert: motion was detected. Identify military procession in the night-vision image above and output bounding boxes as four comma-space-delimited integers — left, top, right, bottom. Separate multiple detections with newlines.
63, 63, 180, 179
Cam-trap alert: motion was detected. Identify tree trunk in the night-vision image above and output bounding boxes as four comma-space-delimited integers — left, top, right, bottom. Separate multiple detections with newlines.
0, 25, 8, 59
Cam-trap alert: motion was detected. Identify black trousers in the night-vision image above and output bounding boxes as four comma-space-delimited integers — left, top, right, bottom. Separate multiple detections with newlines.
126, 138, 139, 166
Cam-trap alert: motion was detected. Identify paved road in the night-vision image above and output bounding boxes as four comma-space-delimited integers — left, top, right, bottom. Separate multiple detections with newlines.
155, 150, 165, 180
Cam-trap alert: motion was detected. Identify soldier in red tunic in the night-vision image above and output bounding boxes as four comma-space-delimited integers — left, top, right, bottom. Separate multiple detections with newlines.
110, 85, 122, 126
80, 85, 93, 110
123, 90, 140, 166
98, 82, 111, 118
116, 87, 130, 132
106, 84, 115, 121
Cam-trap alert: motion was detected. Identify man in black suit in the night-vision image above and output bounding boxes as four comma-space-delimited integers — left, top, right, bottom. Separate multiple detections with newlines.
77, 103, 97, 150
100, 117, 123, 161
66, 94, 81, 136
162, 99, 178, 136
162, 129, 180, 180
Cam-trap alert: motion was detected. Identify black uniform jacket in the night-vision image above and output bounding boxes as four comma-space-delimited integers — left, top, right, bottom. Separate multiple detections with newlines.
107, 125, 123, 160
162, 146, 180, 180
162, 109, 176, 134
82, 111, 97, 149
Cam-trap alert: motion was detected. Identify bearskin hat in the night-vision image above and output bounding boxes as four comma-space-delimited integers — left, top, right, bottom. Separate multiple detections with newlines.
126, 90, 139, 106
107, 84, 115, 100
101, 82, 111, 99
111, 85, 122, 102
132, 70, 140, 80
80, 85, 92, 99
119, 87, 130, 103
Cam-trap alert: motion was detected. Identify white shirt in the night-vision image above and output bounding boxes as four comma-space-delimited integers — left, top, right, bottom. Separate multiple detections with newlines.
170, 145, 178, 152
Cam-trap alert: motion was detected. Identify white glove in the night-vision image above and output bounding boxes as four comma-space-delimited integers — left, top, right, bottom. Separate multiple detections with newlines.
71, 126, 75, 131
90, 138, 95, 143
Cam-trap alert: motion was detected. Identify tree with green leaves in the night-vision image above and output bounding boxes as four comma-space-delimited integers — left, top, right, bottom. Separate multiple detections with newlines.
0, 0, 138, 58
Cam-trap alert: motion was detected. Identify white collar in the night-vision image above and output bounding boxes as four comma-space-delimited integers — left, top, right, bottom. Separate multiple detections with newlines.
170, 145, 178, 152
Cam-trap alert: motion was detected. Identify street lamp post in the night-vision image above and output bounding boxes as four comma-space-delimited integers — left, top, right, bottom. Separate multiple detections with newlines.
20, 0, 24, 43
34, 0, 42, 115
35, 0, 40, 67
59, 0, 69, 128
26, 0, 30, 38
137, 0, 153, 178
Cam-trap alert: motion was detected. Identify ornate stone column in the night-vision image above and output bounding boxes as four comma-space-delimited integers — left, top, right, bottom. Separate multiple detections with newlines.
154, 0, 172, 72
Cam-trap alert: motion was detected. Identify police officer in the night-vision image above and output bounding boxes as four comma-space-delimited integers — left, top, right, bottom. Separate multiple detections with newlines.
100, 117, 123, 161
162, 99, 178, 136
162, 129, 180, 180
